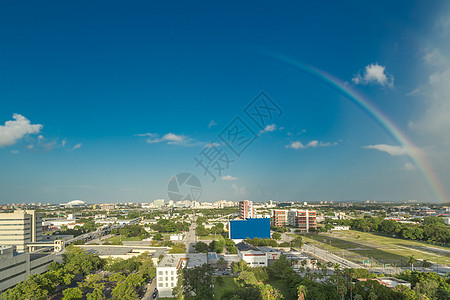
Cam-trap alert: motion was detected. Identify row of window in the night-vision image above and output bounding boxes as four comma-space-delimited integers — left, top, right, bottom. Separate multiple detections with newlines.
158, 276, 175, 282
158, 270, 175, 276
158, 282, 175, 288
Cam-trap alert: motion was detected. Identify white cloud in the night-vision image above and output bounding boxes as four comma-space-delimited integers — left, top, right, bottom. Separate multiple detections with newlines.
72, 143, 82, 150
403, 162, 418, 171
424, 48, 447, 67
61, 139, 67, 147
221, 175, 238, 181
352, 63, 394, 88
204, 142, 220, 148
363, 144, 409, 156
138, 132, 191, 145
286, 140, 337, 150
0, 114, 43, 148
260, 124, 277, 134
232, 183, 246, 196
27, 144, 34, 150
409, 66, 450, 145
208, 120, 217, 128
11, 150, 19, 154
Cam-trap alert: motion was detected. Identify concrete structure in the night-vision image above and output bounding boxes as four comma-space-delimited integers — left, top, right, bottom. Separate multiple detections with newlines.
331, 226, 350, 231
235, 242, 267, 267
239, 200, 255, 219
0, 247, 57, 294
63, 200, 87, 208
156, 253, 207, 297
357, 277, 411, 289
0, 210, 42, 253
154, 199, 165, 208
79, 245, 167, 265
271, 210, 287, 227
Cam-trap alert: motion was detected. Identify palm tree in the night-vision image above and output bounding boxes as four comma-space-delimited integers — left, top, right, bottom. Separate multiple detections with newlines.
408, 255, 417, 271
334, 263, 341, 275
301, 259, 307, 267
311, 259, 317, 272
297, 285, 307, 300
421, 259, 432, 270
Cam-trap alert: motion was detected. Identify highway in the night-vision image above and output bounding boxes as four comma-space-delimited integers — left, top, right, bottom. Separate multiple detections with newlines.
184, 217, 197, 253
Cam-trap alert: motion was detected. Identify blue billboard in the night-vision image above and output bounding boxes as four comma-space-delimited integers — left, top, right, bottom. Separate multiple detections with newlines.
229, 218, 271, 240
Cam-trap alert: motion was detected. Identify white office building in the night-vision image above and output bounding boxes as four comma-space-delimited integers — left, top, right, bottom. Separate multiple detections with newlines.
0, 210, 42, 253
156, 253, 207, 298
235, 242, 268, 267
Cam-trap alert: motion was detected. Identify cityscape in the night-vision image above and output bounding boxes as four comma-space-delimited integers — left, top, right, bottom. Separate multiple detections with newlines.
1, 1, 450, 300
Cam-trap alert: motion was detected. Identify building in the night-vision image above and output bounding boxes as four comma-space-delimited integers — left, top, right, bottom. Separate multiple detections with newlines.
0, 210, 42, 252
357, 277, 411, 289
235, 242, 268, 267
0, 246, 57, 294
63, 200, 87, 208
239, 200, 255, 219
290, 210, 317, 232
271, 210, 287, 227
100, 203, 116, 211
229, 218, 270, 242
156, 253, 207, 297
154, 199, 165, 208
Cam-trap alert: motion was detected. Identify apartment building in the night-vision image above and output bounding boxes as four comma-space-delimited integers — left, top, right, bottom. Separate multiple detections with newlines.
271, 210, 287, 227
0, 210, 42, 252
156, 253, 207, 298
239, 200, 255, 219
270, 209, 317, 232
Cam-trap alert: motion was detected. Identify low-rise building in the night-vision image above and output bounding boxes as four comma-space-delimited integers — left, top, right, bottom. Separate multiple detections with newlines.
235, 242, 267, 267
156, 253, 207, 298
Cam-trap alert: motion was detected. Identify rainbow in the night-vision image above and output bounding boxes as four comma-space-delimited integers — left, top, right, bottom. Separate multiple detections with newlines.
272, 54, 447, 203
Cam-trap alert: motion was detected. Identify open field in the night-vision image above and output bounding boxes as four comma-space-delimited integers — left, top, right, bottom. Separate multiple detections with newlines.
105, 235, 142, 242
300, 230, 450, 267
198, 234, 225, 241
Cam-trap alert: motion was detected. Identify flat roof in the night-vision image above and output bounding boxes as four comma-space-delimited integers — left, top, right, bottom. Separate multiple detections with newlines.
81, 246, 166, 258
158, 253, 207, 268
235, 242, 260, 252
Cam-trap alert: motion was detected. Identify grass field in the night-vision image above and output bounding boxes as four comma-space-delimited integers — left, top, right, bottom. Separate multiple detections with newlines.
300, 230, 450, 267
214, 277, 238, 300
105, 235, 143, 242
198, 234, 225, 241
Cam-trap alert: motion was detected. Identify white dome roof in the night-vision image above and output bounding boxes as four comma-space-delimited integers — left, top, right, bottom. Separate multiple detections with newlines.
66, 200, 86, 205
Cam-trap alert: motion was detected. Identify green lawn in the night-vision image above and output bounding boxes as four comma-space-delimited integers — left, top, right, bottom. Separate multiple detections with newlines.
198, 234, 225, 241
105, 235, 143, 242
301, 230, 450, 266
214, 277, 238, 300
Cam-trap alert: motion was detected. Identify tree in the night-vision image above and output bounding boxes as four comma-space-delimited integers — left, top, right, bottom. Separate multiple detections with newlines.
408, 255, 417, 271
421, 259, 432, 270
63, 287, 83, 300
272, 232, 281, 240
173, 264, 214, 299
194, 241, 209, 253
291, 236, 304, 248
268, 255, 294, 279
152, 233, 162, 240
297, 285, 307, 300
237, 271, 258, 287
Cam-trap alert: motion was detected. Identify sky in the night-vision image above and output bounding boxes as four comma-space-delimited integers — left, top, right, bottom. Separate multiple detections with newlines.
1, 1, 450, 204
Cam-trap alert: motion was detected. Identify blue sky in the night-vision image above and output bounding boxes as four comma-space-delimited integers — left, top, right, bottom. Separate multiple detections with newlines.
1, 1, 450, 204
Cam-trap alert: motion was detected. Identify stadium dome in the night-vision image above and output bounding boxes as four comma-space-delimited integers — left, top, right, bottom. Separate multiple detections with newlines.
65, 200, 87, 207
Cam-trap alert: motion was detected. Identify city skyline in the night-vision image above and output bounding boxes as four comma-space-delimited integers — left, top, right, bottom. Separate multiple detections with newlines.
1, 1, 450, 204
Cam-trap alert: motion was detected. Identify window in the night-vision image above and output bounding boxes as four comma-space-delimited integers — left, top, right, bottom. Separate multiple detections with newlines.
171, 277, 174, 281
171, 271, 174, 275
165, 271, 168, 275
159, 283, 163, 287
166, 283, 168, 287
171, 282, 174, 287
158, 271, 163, 275
166, 277, 168, 281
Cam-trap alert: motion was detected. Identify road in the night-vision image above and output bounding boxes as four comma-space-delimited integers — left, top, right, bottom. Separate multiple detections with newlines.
184, 217, 197, 253
303, 243, 364, 269
141, 279, 157, 300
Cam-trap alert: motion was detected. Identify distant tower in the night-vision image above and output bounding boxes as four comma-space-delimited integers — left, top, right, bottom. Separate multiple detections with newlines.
239, 200, 255, 219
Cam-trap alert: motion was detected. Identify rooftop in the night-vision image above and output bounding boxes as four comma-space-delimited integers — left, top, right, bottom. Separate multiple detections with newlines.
235, 242, 261, 252
158, 253, 207, 269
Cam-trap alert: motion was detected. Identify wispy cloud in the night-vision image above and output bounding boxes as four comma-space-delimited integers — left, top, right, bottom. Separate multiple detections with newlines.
0, 114, 43, 148
204, 142, 221, 148
259, 123, 281, 134
352, 63, 394, 88
136, 132, 203, 146
363, 144, 409, 156
208, 120, 217, 128
72, 143, 82, 150
221, 175, 238, 181
403, 162, 417, 171
286, 140, 337, 150
11, 150, 19, 154
232, 183, 246, 196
